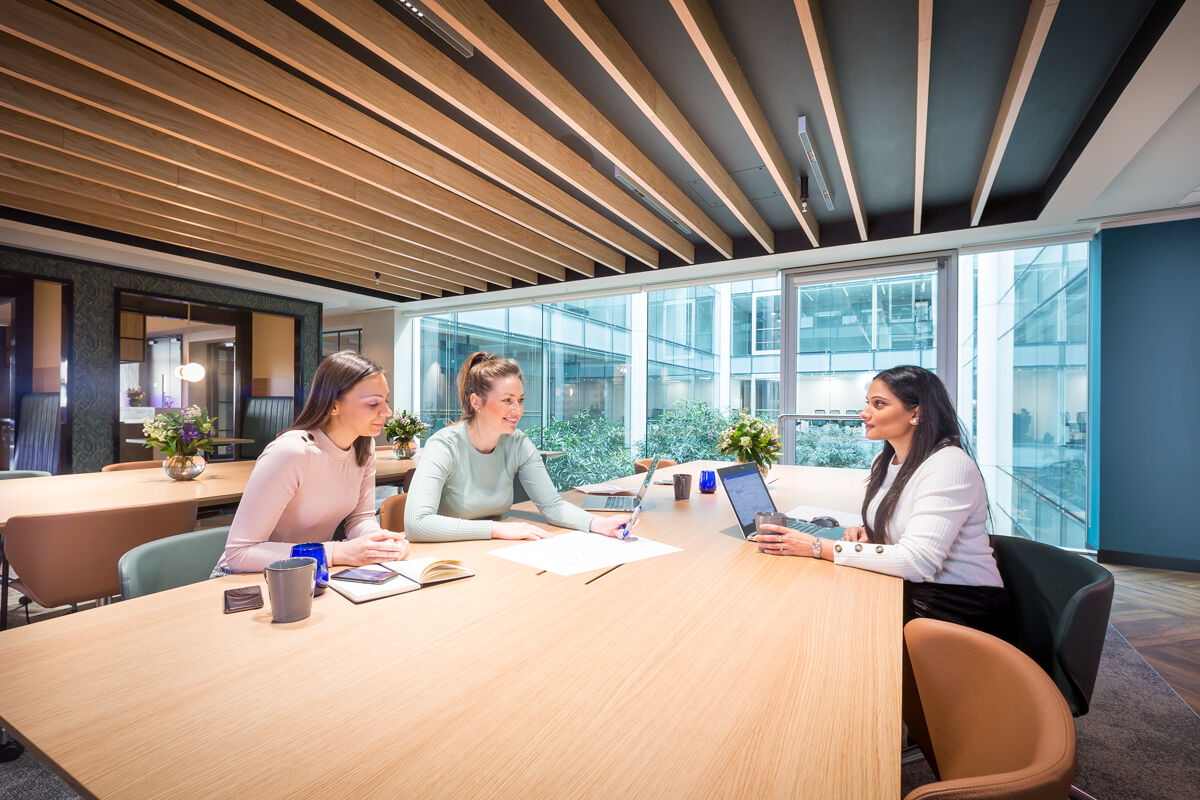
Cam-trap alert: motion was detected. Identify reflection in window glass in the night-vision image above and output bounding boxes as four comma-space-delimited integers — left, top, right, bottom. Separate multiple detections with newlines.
960, 242, 1090, 550
322, 328, 362, 357
648, 286, 716, 419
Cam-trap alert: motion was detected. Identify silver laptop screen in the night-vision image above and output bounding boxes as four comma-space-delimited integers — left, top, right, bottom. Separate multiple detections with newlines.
722, 466, 775, 529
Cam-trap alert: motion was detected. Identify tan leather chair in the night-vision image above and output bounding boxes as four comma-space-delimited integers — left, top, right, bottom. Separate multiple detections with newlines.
634, 458, 676, 474
101, 460, 162, 472
1, 499, 198, 629
903, 618, 1076, 800
379, 492, 407, 533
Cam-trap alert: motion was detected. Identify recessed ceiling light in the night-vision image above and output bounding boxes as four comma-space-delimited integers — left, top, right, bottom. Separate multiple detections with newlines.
797, 116, 834, 212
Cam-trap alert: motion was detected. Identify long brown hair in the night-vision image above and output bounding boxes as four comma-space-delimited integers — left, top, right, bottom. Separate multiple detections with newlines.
288, 350, 384, 467
456, 351, 522, 423
862, 365, 975, 544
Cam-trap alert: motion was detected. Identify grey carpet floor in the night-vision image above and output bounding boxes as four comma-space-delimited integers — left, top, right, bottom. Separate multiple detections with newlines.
3, 624, 1198, 798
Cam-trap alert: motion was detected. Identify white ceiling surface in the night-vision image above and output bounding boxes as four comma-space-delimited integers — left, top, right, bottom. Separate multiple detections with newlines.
2, 0, 1199, 317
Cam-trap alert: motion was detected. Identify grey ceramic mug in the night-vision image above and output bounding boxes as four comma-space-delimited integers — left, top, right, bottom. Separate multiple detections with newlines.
672, 473, 692, 500
263, 556, 316, 623
754, 511, 788, 541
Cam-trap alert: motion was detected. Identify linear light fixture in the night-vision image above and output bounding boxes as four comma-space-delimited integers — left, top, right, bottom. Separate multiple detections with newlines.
797, 116, 834, 211
613, 167, 693, 236
392, 0, 474, 58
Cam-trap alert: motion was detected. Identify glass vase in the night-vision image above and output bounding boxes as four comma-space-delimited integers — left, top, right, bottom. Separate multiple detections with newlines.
392, 439, 418, 459
163, 454, 205, 481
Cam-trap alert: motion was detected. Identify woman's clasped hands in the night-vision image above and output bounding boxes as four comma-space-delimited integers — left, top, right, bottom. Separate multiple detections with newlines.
333, 531, 410, 566
756, 523, 870, 557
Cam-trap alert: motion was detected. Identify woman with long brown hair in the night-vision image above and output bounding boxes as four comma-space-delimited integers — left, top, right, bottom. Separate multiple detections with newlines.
215, 350, 409, 574
754, 365, 1009, 636
405, 351, 633, 542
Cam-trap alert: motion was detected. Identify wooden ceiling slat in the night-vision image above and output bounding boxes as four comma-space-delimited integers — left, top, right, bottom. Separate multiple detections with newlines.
970, 0, 1059, 226
914, 0, 932, 235
0, 143, 470, 294
50, 0, 633, 273
668, 0, 819, 247
0, 184, 428, 298
0, 66, 544, 286
260, 0, 686, 266
420, 0, 718, 260
793, 0, 868, 242
1, 0, 613, 278
545, 0, 774, 254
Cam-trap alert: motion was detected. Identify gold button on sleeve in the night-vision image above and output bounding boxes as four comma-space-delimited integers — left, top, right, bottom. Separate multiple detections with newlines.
854, 543, 863, 553
834, 544, 843, 554
875, 545, 884, 554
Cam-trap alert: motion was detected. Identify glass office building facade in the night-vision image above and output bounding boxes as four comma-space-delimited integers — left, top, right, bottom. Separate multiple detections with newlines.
959, 243, 1091, 550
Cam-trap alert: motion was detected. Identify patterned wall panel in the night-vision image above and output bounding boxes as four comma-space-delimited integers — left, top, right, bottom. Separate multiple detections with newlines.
1, 246, 321, 473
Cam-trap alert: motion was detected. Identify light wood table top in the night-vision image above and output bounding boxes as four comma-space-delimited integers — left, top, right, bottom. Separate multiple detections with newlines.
0, 456, 417, 531
0, 461, 901, 799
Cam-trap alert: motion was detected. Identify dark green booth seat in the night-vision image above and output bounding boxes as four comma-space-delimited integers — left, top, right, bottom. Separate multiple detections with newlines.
240, 396, 296, 459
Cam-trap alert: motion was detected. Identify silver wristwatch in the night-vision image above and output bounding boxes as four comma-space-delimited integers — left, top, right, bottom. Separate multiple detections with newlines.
810, 536, 823, 558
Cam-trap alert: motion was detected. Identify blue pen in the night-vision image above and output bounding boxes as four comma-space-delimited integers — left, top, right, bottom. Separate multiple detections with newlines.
618, 504, 642, 540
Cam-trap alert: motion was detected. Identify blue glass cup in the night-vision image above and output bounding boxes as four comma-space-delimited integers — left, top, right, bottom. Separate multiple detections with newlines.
289, 543, 328, 597
699, 469, 717, 494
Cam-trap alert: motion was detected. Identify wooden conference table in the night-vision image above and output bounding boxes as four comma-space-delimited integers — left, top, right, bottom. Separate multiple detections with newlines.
0, 455, 417, 532
0, 461, 902, 799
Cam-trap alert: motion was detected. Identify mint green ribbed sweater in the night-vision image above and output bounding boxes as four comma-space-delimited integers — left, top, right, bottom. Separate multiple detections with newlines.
404, 423, 595, 542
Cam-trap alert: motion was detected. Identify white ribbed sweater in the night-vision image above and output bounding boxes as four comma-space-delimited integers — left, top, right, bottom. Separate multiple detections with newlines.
832, 446, 1003, 586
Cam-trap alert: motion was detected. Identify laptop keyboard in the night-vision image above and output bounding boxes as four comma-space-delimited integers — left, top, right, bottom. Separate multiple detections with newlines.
785, 519, 830, 534
603, 496, 632, 509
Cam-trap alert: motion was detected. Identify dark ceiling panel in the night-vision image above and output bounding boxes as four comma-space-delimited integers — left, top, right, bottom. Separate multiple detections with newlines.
821, 0, 918, 219
990, 0, 1157, 200
923, 0, 1029, 209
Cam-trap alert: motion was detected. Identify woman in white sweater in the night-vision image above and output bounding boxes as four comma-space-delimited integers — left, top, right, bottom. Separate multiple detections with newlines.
755, 365, 1010, 636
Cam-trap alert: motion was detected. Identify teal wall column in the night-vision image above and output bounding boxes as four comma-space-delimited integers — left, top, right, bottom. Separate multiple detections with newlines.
1097, 218, 1200, 571
1, 246, 321, 473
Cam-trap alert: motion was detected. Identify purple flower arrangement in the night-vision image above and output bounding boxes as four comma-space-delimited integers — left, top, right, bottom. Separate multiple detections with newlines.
142, 405, 217, 458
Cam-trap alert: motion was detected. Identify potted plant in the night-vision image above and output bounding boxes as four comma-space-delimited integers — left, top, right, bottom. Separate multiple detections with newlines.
125, 385, 146, 407
383, 411, 429, 459
142, 405, 217, 480
718, 413, 781, 478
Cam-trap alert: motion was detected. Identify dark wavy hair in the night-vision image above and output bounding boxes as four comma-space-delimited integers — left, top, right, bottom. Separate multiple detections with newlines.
862, 365, 975, 544
288, 350, 384, 467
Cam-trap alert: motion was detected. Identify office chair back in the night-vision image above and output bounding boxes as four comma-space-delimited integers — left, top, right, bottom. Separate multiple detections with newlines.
991, 535, 1114, 716
634, 457, 675, 474
3, 500, 198, 609
0, 470, 51, 479
101, 460, 162, 472
119, 526, 230, 600
379, 492, 407, 533
903, 618, 1076, 800
13, 392, 61, 474
240, 396, 295, 459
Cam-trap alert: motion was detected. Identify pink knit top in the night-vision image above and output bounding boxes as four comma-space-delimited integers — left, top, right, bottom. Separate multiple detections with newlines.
217, 428, 384, 572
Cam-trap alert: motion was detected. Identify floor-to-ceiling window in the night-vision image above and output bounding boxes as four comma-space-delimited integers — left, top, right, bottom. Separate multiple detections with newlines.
729, 277, 781, 419
959, 242, 1090, 550
647, 285, 716, 419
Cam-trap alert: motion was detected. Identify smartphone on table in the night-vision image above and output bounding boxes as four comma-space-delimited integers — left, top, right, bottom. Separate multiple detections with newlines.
223, 586, 263, 613
331, 566, 401, 584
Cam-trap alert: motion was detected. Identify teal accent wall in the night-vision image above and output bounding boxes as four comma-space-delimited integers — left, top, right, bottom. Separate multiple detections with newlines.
1098, 219, 1200, 567
0, 246, 321, 473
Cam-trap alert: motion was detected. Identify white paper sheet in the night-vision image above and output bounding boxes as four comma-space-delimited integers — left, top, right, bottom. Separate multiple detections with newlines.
574, 482, 626, 494
489, 531, 681, 576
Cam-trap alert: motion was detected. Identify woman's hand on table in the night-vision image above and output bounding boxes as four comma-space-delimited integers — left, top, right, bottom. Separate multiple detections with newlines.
492, 521, 553, 540
755, 523, 811, 557
334, 532, 409, 565
590, 513, 636, 539
841, 526, 869, 543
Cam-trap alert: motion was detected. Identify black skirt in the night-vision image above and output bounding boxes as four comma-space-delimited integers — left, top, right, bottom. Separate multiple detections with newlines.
903, 580, 1013, 642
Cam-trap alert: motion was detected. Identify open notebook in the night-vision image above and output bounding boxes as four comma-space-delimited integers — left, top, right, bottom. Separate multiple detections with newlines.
327, 557, 473, 604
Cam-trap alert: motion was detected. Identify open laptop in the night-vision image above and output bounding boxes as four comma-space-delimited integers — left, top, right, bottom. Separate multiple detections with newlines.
582, 458, 659, 511
716, 461, 845, 540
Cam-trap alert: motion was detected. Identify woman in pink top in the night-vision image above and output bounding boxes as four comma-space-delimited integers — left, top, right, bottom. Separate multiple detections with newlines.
214, 350, 410, 574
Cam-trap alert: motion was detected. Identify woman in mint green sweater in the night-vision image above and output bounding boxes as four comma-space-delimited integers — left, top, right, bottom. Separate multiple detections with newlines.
405, 352, 633, 543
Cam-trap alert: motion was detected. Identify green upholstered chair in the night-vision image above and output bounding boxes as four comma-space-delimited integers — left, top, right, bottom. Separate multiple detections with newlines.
13, 392, 61, 474
990, 535, 1114, 717
239, 396, 295, 459
119, 526, 231, 600
0, 470, 51, 479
